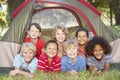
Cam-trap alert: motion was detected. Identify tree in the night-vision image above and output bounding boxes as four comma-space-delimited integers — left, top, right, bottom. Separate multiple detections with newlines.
7, 0, 24, 22
110, 0, 120, 25
87, 0, 120, 25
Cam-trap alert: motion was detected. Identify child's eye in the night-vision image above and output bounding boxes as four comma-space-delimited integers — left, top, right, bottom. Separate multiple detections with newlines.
23, 52, 28, 54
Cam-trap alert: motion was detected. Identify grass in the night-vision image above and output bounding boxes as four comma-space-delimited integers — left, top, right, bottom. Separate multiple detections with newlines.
0, 64, 120, 80
0, 70, 120, 80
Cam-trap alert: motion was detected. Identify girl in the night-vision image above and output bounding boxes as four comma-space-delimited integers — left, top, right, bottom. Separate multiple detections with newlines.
75, 27, 89, 57
24, 23, 45, 59
9, 42, 38, 78
61, 38, 86, 74
52, 25, 68, 58
85, 36, 112, 75
37, 40, 61, 72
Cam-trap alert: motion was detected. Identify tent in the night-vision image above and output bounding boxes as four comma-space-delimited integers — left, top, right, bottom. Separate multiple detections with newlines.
0, 0, 120, 72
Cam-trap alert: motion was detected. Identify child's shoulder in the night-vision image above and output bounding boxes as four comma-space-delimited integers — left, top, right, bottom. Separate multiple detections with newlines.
39, 53, 47, 58
78, 55, 86, 61
62, 55, 68, 59
24, 37, 30, 42
38, 38, 45, 42
15, 53, 22, 58
53, 55, 61, 61
31, 57, 38, 63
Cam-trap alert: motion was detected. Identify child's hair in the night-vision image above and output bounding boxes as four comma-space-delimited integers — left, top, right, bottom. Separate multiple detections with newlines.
52, 25, 68, 41
20, 42, 36, 55
63, 38, 78, 51
75, 27, 89, 37
28, 23, 41, 32
45, 40, 59, 50
85, 36, 112, 56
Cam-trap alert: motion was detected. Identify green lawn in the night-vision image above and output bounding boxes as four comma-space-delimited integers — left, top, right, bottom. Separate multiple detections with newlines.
0, 64, 120, 80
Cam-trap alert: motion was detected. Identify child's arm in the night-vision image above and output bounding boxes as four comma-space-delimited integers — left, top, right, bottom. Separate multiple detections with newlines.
88, 66, 100, 76
9, 68, 34, 78
67, 70, 78, 75
16, 69, 34, 78
105, 63, 110, 71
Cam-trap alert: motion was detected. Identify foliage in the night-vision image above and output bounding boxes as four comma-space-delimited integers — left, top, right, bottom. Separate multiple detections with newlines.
87, 0, 120, 25
0, 0, 9, 38
111, 25, 120, 37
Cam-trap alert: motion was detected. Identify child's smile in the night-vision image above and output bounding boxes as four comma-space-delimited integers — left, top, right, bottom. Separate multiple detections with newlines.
93, 44, 105, 60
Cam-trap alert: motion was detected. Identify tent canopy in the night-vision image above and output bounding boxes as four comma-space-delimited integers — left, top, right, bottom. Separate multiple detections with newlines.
0, 0, 120, 69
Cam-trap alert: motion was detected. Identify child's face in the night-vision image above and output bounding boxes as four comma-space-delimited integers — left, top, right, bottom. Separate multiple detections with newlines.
55, 29, 66, 43
45, 43, 58, 58
93, 44, 105, 60
22, 49, 35, 63
77, 31, 88, 46
28, 25, 41, 39
66, 45, 78, 59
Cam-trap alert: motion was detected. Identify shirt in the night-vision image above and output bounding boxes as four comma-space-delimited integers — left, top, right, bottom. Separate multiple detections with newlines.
13, 54, 38, 73
87, 54, 112, 71
61, 55, 86, 72
24, 37, 45, 59
38, 53, 61, 72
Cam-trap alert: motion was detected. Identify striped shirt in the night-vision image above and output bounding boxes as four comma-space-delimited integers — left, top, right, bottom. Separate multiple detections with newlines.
38, 53, 61, 72
87, 54, 112, 71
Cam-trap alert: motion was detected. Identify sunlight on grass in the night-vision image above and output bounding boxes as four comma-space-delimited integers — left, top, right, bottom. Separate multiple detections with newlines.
0, 70, 120, 80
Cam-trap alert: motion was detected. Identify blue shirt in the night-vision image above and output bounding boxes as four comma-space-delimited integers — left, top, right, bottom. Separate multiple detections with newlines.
61, 55, 86, 72
13, 54, 38, 73
87, 54, 112, 71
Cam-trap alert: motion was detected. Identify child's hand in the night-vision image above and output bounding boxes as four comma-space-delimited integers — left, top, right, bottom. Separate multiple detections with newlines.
9, 69, 20, 77
92, 70, 101, 76
68, 70, 78, 75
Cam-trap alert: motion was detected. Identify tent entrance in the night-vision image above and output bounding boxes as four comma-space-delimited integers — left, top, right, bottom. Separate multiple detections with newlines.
31, 7, 81, 40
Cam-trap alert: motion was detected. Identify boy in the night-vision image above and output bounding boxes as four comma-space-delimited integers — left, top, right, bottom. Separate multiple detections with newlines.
9, 42, 38, 78
38, 40, 61, 72
61, 38, 86, 74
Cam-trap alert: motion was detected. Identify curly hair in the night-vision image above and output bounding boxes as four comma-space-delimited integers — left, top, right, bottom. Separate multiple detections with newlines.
85, 36, 112, 56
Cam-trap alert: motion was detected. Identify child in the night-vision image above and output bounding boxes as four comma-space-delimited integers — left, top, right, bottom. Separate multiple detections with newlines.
37, 40, 61, 72
52, 25, 68, 58
85, 36, 112, 75
75, 27, 89, 57
61, 38, 86, 74
9, 42, 38, 78
24, 23, 45, 59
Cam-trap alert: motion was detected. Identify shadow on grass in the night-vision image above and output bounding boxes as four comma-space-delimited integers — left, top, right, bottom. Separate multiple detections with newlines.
110, 63, 120, 71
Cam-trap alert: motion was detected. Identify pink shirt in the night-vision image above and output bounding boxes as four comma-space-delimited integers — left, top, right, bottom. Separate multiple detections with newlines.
38, 53, 61, 72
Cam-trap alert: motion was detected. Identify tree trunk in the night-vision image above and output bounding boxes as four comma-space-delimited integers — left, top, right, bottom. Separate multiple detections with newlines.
109, 1, 113, 26
110, 0, 120, 25
7, 0, 25, 22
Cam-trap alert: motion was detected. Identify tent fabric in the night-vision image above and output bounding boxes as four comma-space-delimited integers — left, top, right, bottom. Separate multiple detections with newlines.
0, 41, 21, 67
110, 38, 120, 63
0, 0, 120, 68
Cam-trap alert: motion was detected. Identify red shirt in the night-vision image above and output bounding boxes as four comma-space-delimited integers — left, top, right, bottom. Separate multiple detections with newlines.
24, 37, 45, 59
38, 53, 61, 72
78, 48, 88, 58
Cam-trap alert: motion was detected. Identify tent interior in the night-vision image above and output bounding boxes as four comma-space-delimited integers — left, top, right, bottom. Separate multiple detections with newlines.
0, 0, 120, 74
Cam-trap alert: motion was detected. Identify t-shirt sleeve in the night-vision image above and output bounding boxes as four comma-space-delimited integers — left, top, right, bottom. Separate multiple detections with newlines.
37, 54, 46, 70
87, 56, 94, 66
79, 56, 86, 71
61, 57, 67, 72
29, 58, 38, 73
53, 57, 61, 72
105, 54, 112, 64
13, 54, 21, 68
